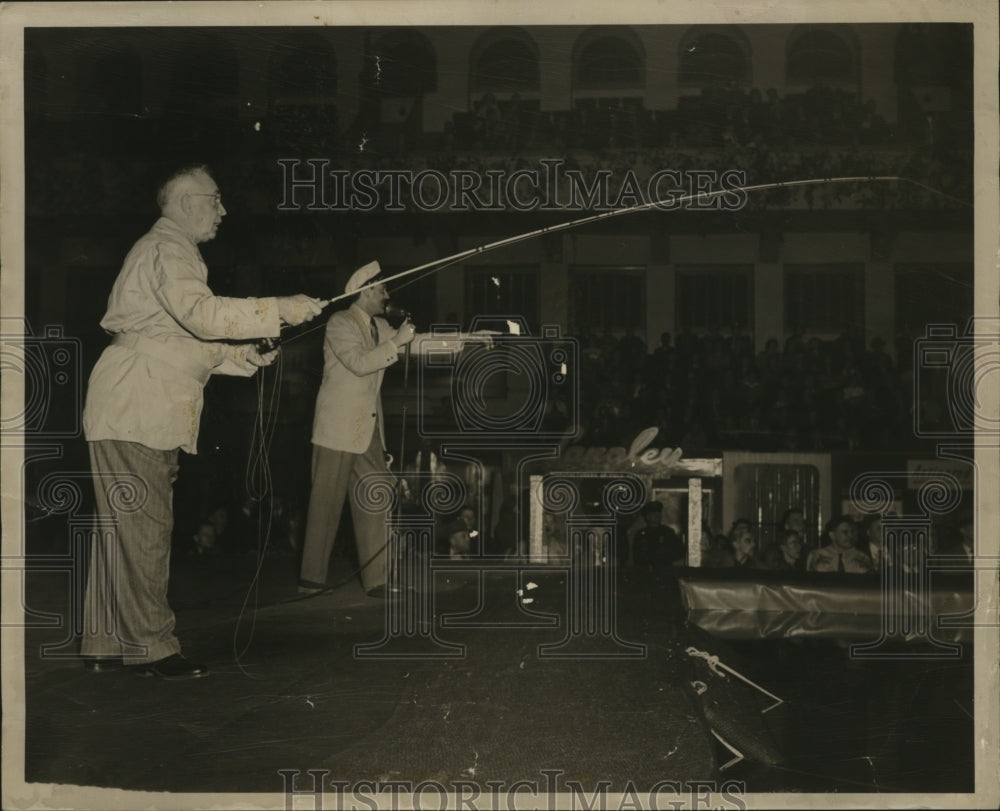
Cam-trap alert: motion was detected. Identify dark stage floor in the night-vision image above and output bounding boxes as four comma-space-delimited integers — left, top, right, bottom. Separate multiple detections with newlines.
15, 517, 975, 806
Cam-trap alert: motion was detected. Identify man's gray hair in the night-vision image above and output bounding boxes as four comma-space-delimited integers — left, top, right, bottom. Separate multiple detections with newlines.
157, 164, 210, 210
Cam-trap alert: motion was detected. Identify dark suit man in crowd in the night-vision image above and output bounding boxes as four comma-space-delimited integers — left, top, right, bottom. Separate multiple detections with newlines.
632, 501, 685, 567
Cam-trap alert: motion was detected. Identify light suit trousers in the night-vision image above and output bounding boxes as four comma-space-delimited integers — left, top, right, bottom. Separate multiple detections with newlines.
300, 429, 389, 591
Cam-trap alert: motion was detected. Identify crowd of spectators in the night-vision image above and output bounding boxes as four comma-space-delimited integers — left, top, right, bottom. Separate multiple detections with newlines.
451, 84, 906, 154
572, 327, 934, 453
624, 505, 972, 575
29, 87, 971, 221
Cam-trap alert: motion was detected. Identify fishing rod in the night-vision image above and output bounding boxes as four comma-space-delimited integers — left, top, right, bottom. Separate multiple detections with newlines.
269, 173, 967, 348
314, 173, 967, 308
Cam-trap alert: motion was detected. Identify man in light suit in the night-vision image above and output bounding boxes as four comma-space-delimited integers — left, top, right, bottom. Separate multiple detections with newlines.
300, 261, 493, 597
299, 261, 415, 598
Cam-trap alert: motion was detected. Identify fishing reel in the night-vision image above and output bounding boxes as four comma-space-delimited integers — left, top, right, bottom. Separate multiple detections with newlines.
256, 335, 282, 354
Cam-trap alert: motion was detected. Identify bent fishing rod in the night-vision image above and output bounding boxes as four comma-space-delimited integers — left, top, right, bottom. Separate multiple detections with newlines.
273, 173, 967, 344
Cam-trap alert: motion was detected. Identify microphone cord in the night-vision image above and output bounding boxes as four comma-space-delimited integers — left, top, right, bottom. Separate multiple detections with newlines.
232, 348, 283, 676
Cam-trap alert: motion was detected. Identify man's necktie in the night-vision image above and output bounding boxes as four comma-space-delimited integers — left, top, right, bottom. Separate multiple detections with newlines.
370, 319, 379, 345
837, 553, 845, 573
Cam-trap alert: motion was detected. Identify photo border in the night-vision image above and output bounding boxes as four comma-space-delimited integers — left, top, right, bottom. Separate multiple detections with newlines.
2, 2, 997, 809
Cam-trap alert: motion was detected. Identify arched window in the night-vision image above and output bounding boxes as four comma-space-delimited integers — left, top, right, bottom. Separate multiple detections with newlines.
369, 29, 437, 97
573, 28, 645, 91
570, 28, 646, 149
786, 27, 857, 84
678, 29, 751, 87
265, 32, 340, 151
267, 33, 337, 103
470, 28, 539, 93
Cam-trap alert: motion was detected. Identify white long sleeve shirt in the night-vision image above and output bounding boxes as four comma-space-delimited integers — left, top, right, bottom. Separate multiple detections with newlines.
82, 217, 281, 453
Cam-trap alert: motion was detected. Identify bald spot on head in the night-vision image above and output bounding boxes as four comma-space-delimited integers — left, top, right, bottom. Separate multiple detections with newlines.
157, 165, 225, 243
158, 166, 211, 214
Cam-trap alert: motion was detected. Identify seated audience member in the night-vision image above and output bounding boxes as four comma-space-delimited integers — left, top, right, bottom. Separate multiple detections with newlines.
451, 506, 479, 559
632, 501, 685, 567
702, 533, 736, 567
806, 515, 874, 573
863, 515, 887, 571
661, 494, 685, 539
894, 533, 925, 575
492, 486, 525, 557
762, 529, 805, 572
721, 517, 753, 545
781, 506, 812, 552
571, 523, 612, 567
439, 506, 479, 559
189, 521, 219, 557
283, 503, 306, 555
729, 522, 763, 569
208, 505, 229, 540
868, 515, 942, 575
447, 523, 472, 559
227, 496, 260, 554
937, 511, 975, 563
540, 511, 567, 562
957, 513, 974, 560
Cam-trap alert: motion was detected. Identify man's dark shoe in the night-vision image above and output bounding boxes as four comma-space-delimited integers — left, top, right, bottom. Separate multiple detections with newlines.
297, 579, 327, 595
133, 654, 209, 681
365, 584, 397, 599
83, 656, 124, 673
365, 583, 412, 599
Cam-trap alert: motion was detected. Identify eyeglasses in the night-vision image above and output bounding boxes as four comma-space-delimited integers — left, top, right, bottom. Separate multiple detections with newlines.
188, 193, 223, 208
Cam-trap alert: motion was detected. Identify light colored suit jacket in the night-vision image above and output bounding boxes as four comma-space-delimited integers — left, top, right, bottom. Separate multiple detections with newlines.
311, 304, 400, 453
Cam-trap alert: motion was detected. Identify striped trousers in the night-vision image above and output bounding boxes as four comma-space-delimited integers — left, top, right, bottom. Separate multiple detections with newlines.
81, 439, 182, 664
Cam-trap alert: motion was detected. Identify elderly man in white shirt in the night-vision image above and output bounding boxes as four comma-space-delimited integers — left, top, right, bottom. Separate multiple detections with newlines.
81, 164, 323, 680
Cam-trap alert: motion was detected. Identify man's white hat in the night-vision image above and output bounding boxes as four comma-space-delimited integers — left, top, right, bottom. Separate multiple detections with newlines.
345, 260, 382, 294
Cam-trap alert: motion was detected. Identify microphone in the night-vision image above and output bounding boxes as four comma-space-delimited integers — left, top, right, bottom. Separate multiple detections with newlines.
384, 302, 411, 326
385, 302, 411, 320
